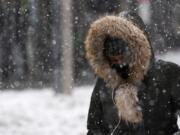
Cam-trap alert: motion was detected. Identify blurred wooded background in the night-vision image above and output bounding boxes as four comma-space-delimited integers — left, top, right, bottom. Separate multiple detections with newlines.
0, 0, 180, 92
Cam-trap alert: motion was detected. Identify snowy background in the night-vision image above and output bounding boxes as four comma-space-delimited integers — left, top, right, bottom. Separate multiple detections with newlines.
1, 1, 180, 135
0, 50, 179, 135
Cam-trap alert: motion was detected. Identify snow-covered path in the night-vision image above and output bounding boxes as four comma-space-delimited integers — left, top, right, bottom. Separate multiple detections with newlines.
0, 50, 179, 135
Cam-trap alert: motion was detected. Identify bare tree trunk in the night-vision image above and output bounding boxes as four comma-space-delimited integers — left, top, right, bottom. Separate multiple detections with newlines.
60, 0, 73, 94
0, 1, 16, 88
51, 0, 62, 92
12, 0, 28, 88
26, 0, 38, 87
0, 0, 4, 88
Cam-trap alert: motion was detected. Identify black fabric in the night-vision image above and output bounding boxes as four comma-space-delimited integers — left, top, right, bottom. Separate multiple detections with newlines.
86, 11, 180, 135
87, 60, 180, 135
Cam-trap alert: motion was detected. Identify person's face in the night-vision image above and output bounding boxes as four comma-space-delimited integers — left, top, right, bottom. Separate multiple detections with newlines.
107, 52, 130, 79
104, 36, 132, 69
108, 54, 124, 66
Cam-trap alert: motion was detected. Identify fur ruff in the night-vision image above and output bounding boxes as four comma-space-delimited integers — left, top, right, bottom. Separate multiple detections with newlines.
85, 16, 152, 123
115, 84, 143, 123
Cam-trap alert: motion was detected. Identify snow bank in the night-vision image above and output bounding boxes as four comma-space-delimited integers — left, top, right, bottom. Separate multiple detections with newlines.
157, 50, 180, 65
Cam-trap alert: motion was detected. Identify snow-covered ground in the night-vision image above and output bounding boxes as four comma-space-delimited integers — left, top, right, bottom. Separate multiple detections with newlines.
0, 50, 179, 135
0, 87, 93, 135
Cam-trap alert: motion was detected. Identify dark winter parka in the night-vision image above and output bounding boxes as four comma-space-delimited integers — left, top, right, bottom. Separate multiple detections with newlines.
85, 11, 180, 135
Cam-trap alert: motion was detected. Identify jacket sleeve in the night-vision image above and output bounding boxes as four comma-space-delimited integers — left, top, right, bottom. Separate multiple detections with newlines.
170, 63, 180, 134
87, 78, 110, 135
170, 64, 180, 112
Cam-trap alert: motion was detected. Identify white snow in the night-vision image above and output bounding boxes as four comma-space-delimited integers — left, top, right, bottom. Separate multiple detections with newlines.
0, 87, 93, 135
0, 50, 180, 135
157, 50, 180, 65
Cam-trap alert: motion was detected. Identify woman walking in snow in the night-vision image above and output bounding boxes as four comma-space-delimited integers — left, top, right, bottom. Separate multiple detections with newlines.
85, 11, 180, 135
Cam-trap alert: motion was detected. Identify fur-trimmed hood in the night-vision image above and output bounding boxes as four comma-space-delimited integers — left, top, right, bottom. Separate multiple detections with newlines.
85, 15, 152, 88
85, 15, 153, 124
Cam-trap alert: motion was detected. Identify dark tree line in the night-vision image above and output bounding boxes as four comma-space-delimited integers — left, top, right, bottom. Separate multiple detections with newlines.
0, 0, 180, 90
127, 0, 180, 52
0, 0, 56, 89
0, 0, 28, 89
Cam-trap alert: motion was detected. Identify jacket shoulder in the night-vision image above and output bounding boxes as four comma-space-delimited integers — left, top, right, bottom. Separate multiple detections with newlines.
155, 59, 180, 75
